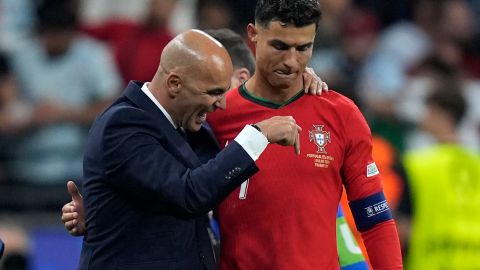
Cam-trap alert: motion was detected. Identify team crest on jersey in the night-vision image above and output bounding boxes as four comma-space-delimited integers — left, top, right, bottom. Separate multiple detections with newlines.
309, 125, 331, 154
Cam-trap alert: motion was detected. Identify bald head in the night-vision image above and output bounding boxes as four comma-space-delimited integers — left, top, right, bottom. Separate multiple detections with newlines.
158, 29, 232, 79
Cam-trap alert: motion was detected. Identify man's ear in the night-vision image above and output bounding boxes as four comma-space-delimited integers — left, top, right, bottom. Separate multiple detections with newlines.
247, 23, 258, 43
233, 68, 251, 85
166, 73, 181, 98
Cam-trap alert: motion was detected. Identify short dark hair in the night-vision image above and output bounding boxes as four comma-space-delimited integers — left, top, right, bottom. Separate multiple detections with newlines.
205, 29, 256, 75
255, 0, 322, 29
426, 84, 466, 125
36, 0, 79, 32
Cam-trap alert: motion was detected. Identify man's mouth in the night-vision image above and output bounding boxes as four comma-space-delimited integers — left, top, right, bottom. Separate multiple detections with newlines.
274, 70, 296, 79
197, 112, 207, 122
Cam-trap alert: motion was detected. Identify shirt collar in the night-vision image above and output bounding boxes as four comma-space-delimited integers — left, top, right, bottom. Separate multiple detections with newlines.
140, 82, 177, 128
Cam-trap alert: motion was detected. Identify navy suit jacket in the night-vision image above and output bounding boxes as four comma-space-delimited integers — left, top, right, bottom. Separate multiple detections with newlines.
79, 81, 258, 270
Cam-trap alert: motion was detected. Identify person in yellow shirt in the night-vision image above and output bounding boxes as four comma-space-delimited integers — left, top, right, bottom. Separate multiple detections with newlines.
399, 82, 480, 269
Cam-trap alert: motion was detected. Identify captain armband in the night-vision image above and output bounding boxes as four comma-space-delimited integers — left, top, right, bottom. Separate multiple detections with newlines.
349, 191, 393, 232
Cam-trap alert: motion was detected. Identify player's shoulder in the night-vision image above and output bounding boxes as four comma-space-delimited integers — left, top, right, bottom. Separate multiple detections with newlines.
310, 90, 359, 110
100, 99, 147, 127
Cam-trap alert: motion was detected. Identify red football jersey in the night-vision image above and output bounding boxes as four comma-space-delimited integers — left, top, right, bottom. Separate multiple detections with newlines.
208, 85, 383, 270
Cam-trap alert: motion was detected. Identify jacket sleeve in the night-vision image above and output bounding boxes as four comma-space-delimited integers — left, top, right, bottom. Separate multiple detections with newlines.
101, 107, 258, 216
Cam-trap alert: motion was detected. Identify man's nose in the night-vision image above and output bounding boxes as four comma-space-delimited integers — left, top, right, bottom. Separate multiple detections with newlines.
283, 48, 298, 68
214, 96, 226, 110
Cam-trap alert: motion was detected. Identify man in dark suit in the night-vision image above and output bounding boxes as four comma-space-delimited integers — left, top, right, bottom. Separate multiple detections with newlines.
78, 29, 301, 270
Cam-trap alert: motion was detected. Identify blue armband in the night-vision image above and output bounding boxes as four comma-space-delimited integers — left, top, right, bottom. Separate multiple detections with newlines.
349, 191, 392, 232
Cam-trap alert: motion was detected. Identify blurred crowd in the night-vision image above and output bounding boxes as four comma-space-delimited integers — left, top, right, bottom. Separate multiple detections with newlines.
0, 0, 479, 269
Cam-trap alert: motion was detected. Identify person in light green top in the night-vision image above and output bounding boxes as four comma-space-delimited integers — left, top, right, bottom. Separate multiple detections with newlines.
400, 82, 480, 270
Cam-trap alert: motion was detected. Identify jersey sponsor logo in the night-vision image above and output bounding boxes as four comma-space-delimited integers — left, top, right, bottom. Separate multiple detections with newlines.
309, 125, 331, 154
365, 200, 389, 218
366, 162, 379, 177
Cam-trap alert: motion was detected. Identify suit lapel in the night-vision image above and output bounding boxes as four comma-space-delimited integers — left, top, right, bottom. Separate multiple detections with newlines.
122, 81, 203, 168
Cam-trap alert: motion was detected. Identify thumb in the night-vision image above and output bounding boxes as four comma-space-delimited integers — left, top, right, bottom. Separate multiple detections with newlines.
294, 129, 301, 155
67, 181, 82, 205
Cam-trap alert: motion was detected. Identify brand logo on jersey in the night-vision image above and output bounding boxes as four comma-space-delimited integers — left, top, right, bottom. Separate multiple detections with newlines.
366, 162, 380, 177
365, 200, 389, 218
309, 125, 331, 154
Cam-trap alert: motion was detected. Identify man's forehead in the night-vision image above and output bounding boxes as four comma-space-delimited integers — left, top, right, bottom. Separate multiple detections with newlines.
257, 21, 316, 41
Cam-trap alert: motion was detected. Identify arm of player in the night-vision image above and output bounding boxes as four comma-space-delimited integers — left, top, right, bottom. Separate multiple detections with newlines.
361, 220, 402, 270
342, 103, 403, 269
349, 193, 403, 269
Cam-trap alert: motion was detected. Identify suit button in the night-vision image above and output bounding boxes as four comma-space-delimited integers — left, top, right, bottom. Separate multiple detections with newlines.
234, 167, 241, 172
225, 175, 231, 180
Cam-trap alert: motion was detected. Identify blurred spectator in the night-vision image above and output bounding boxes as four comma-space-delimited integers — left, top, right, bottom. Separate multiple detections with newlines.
399, 83, 480, 269
0, 224, 28, 270
80, 0, 149, 25
356, 0, 443, 151
0, 0, 35, 51
358, 0, 439, 116
0, 53, 29, 183
169, 0, 197, 34
224, 0, 256, 35
82, 0, 177, 83
467, 0, 480, 33
313, 0, 352, 48
0, 54, 30, 135
204, 28, 255, 87
353, 0, 413, 28
436, 0, 480, 78
196, 0, 234, 30
396, 55, 480, 152
2, 252, 28, 270
310, 8, 380, 103
7, 0, 120, 184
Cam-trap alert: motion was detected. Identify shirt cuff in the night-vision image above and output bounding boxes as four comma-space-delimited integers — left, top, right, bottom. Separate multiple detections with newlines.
234, 125, 269, 161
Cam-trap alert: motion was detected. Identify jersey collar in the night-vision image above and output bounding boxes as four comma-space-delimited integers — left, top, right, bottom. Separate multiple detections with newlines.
239, 83, 305, 109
